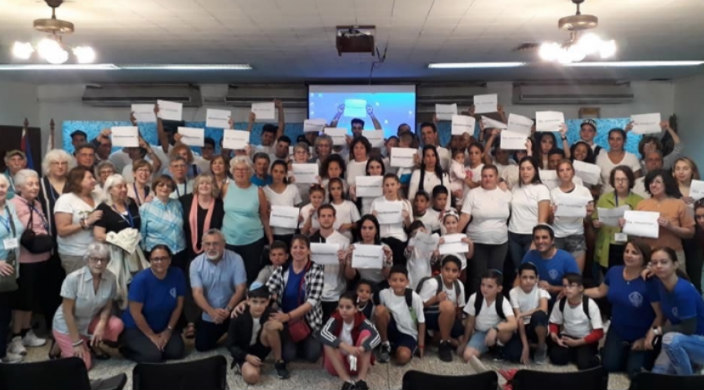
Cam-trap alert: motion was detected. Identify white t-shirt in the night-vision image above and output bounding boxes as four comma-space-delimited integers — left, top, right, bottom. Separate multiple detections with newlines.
550, 184, 592, 238
264, 184, 302, 236
449, 160, 467, 192
299, 203, 320, 233
596, 151, 641, 194
250, 316, 262, 346
331, 200, 361, 241
340, 320, 354, 347
408, 169, 451, 206
378, 288, 426, 340
54, 193, 100, 256
508, 184, 551, 234
548, 297, 603, 338
418, 276, 466, 309
436, 146, 451, 172
509, 285, 550, 324
346, 159, 368, 188
370, 197, 412, 241
462, 186, 511, 245
169, 180, 193, 199
414, 208, 441, 233
464, 293, 515, 332
320, 231, 350, 302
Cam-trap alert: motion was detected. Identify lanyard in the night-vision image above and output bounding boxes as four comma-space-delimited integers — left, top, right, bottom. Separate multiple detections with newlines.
133, 183, 149, 206
45, 177, 59, 203
113, 204, 135, 228
175, 182, 186, 198
0, 206, 16, 237
614, 191, 619, 207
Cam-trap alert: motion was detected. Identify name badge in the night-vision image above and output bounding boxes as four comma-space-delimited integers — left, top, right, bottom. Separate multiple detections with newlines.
3, 237, 18, 249
614, 233, 627, 242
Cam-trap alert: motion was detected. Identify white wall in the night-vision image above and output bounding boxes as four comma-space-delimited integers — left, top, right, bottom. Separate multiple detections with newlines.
0, 81, 38, 127
674, 73, 704, 169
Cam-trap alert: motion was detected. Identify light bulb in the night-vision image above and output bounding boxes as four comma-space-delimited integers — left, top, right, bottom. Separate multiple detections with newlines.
567, 44, 586, 62
37, 37, 68, 64
73, 46, 96, 63
11, 42, 34, 60
577, 33, 602, 55
539, 42, 561, 61
600, 40, 617, 59
45, 47, 69, 64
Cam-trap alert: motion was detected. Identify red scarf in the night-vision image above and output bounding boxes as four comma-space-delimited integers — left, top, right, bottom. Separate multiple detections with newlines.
189, 194, 214, 254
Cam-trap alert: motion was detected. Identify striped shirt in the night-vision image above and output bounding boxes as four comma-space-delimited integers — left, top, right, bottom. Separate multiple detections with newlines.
139, 197, 185, 253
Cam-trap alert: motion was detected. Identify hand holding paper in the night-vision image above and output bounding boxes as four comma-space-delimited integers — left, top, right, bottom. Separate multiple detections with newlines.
622, 210, 660, 238
351, 244, 384, 269
206, 109, 231, 129
156, 100, 183, 121
630, 113, 662, 134
177, 127, 205, 147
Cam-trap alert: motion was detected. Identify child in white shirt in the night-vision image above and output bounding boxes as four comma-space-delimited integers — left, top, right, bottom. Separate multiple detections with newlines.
509, 262, 550, 364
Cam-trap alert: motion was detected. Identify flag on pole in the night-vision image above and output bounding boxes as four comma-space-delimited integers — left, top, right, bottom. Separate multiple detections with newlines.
20, 127, 34, 170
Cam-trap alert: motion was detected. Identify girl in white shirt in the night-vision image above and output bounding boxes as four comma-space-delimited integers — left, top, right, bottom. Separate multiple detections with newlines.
328, 177, 360, 241
351, 157, 385, 216
300, 184, 325, 236
370, 174, 412, 266
264, 160, 302, 243
408, 145, 450, 205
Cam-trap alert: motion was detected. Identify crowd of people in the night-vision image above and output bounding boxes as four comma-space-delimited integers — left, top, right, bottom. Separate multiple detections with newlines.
0, 103, 703, 390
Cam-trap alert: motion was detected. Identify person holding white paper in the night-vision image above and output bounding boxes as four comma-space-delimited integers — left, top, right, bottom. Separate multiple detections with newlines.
264, 160, 302, 244
308, 204, 350, 320
408, 145, 450, 207
300, 185, 325, 236
350, 157, 385, 216
458, 165, 511, 295
635, 121, 682, 174
550, 160, 594, 272
508, 157, 551, 271
592, 166, 643, 271
596, 128, 642, 194
419, 122, 451, 171
329, 104, 382, 137
437, 211, 474, 281
370, 174, 413, 266
327, 178, 360, 241
346, 137, 371, 188
320, 154, 348, 201
343, 215, 393, 288
635, 169, 694, 267
532, 127, 570, 169
243, 100, 285, 156
169, 143, 202, 180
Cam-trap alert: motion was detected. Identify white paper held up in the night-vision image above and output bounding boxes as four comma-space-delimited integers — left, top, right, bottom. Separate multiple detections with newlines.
553, 194, 592, 218
362, 130, 385, 148
351, 244, 384, 269
156, 100, 183, 121
481, 116, 507, 130
690, 179, 704, 201
310, 243, 341, 265
205, 109, 231, 129
324, 127, 348, 146
500, 130, 528, 150
131, 104, 156, 123
177, 127, 204, 147
291, 163, 319, 184
438, 233, 469, 255
269, 205, 300, 229
473, 94, 498, 114
573, 160, 602, 185
507, 113, 533, 135
356, 176, 383, 198
222, 130, 250, 150
451, 115, 476, 136
252, 102, 276, 121
390, 147, 417, 168
597, 205, 630, 227
622, 210, 660, 238
630, 113, 662, 135
435, 103, 458, 121
535, 111, 565, 132
304, 118, 327, 133
111, 126, 139, 148
374, 202, 403, 224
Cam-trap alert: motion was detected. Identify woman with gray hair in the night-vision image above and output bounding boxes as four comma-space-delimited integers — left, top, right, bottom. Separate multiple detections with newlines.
0, 174, 24, 363
51, 242, 124, 370
7, 169, 51, 357
38, 149, 74, 239
93, 174, 141, 241
222, 156, 272, 284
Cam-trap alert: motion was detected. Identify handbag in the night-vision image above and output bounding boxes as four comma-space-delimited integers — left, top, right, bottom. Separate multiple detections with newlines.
287, 261, 312, 342
19, 202, 53, 254
0, 206, 19, 292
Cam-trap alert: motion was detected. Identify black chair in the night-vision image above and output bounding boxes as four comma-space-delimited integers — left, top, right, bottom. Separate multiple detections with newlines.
132, 355, 227, 390
511, 366, 608, 390
629, 372, 704, 390
401, 369, 498, 390
0, 357, 126, 390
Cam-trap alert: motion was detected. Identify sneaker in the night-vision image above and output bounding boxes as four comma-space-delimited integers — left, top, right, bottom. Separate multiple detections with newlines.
341, 381, 356, 390
534, 344, 548, 365
23, 330, 47, 348
275, 360, 290, 379
8, 336, 26, 356
438, 340, 453, 362
378, 343, 391, 363
355, 380, 369, 390
1, 352, 24, 364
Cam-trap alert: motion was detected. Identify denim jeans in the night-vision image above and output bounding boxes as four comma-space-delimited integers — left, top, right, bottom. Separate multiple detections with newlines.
654, 332, 704, 375
601, 327, 656, 379
508, 232, 533, 270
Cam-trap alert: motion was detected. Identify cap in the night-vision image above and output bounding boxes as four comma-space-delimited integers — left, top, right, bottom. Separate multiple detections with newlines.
4, 150, 25, 160
248, 282, 271, 298
70, 130, 87, 139
580, 119, 597, 132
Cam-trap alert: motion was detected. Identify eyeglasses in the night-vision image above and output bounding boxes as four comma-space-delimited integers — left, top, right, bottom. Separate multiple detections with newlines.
614, 178, 629, 183
88, 257, 109, 264
150, 256, 170, 263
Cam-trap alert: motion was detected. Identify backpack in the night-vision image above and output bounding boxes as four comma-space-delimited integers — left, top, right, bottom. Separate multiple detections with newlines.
416, 275, 462, 306
473, 292, 506, 320
403, 288, 418, 323
557, 296, 591, 320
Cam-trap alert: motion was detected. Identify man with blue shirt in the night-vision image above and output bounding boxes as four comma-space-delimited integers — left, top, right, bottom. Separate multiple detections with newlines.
520, 225, 580, 300
190, 229, 247, 351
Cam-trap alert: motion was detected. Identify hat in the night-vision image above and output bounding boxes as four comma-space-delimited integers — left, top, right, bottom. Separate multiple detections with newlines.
4, 150, 25, 160
580, 119, 597, 132
248, 282, 270, 298
70, 130, 87, 139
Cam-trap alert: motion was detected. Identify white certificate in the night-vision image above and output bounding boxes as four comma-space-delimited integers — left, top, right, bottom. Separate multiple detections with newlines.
110, 126, 139, 148
310, 243, 341, 265
539, 169, 559, 190
412, 232, 440, 258
553, 194, 592, 218
222, 130, 249, 150
374, 202, 403, 224
390, 147, 417, 168
573, 160, 602, 185
690, 179, 704, 201
131, 104, 156, 123
535, 111, 565, 132
630, 113, 661, 134
362, 130, 384, 148
252, 102, 276, 121
500, 130, 527, 150
622, 210, 660, 239
344, 99, 367, 118
481, 116, 507, 130
507, 113, 533, 135
597, 206, 630, 227
269, 205, 300, 229
451, 115, 476, 136
435, 103, 458, 121
304, 118, 327, 133
356, 176, 383, 198
205, 109, 231, 129
291, 163, 318, 184
438, 233, 469, 255
177, 127, 204, 147
473, 94, 498, 114
324, 127, 348, 146
351, 244, 384, 269
156, 100, 183, 121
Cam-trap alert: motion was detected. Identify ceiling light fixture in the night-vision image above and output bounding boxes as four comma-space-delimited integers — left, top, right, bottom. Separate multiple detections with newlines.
11, 0, 96, 64
121, 64, 253, 70
565, 60, 704, 67
538, 0, 616, 64
0, 64, 119, 70
428, 62, 526, 69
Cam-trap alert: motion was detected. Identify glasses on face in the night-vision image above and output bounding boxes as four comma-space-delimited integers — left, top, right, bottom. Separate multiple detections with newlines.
89, 257, 109, 264
202, 241, 220, 247
614, 178, 628, 183
233, 167, 248, 172
50, 161, 69, 166
150, 256, 170, 263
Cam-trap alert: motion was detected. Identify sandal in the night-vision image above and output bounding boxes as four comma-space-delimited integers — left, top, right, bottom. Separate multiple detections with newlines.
184, 323, 196, 339
91, 345, 111, 360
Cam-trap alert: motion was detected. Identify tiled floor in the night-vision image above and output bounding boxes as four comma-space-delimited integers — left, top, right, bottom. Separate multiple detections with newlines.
23, 340, 632, 390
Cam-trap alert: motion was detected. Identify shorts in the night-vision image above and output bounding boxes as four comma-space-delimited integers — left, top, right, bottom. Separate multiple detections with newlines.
424, 311, 464, 338
555, 235, 586, 255
466, 330, 490, 355
388, 318, 417, 353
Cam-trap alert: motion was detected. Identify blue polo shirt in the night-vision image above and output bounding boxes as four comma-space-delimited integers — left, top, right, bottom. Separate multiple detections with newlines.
122, 267, 186, 332
605, 266, 656, 342
190, 249, 247, 323
648, 277, 704, 335
522, 248, 580, 287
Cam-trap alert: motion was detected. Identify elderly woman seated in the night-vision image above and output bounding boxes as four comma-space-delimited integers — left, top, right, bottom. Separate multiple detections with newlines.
51, 242, 124, 369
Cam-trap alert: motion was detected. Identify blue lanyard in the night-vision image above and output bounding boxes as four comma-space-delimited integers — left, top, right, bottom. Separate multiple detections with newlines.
113, 204, 135, 228
0, 215, 10, 234
0, 207, 16, 237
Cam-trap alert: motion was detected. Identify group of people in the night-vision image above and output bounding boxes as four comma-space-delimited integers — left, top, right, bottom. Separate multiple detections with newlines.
0, 102, 703, 390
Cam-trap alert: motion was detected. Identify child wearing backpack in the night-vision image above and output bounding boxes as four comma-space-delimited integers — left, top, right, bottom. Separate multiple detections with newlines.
459, 269, 520, 371
374, 265, 426, 365
417, 255, 466, 362
509, 262, 550, 365
319, 291, 381, 390
548, 273, 604, 369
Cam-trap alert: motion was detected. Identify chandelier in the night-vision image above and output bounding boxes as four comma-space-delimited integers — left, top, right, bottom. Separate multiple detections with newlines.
538, 0, 616, 64
11, 0, 96, 64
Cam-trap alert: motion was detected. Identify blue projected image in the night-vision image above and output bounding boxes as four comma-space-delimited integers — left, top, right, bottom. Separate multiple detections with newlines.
308, 85, 416, 138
